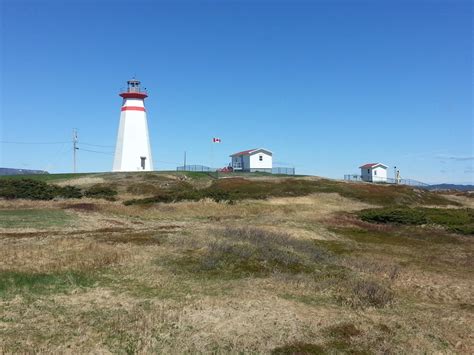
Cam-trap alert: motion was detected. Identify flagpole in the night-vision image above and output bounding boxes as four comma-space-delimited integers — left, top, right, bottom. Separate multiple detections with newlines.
211, 139, 214, 172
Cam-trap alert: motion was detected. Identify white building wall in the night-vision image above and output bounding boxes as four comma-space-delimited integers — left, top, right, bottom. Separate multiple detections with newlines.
249, 152, 272, 171
360, 166, 387, 182
371, 166, 387, 182
113, 98, 153, 172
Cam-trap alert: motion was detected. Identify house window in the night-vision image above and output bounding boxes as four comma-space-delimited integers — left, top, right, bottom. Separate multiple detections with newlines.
367, 169, 370, 174
259, 155, 263, 161
140, 156, 146, 170
374, 170, 377, 175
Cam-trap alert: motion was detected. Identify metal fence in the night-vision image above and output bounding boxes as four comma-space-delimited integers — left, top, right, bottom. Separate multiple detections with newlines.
343, 174, 429, 187
272, 167, 295, 175
177, 165, 215, 172
177, 165, 295, 176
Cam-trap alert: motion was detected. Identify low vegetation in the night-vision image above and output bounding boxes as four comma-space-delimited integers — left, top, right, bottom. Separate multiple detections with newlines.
0, 178, 117, 201
124, 176, 454, 206
0, 209, 74, 228
0, 172, 472, 353
167, 227, 333, 277
0, 172, 94, 182
0, 178, 82, 200
359, 206, 474, 235
83, 184, 118, 200
0, 271, 94, 299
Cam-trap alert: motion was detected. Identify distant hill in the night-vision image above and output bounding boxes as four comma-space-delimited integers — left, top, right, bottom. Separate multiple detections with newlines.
426, 184, 474, 192
0, 168, 49, 176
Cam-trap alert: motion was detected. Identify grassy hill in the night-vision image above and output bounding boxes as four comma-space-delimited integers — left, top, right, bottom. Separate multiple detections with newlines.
0, 172, 472, 353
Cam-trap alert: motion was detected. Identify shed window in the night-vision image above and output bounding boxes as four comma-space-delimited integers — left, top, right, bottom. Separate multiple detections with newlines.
367, 169, 370, 174
374, 170, 377, 175
259, 155, 263, 161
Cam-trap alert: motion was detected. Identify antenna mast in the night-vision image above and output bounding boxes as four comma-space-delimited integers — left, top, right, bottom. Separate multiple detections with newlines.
73, 129, 78, 173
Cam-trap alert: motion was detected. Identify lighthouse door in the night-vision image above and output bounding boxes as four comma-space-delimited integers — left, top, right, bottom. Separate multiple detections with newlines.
140, 156, 146, 170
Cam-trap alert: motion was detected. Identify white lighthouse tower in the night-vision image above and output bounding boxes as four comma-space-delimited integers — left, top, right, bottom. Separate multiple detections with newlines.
113, 79, 154, 172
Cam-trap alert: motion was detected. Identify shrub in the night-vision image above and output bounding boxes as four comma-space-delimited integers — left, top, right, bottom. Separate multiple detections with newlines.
0, 179, 82, 200
56, 185, 83, 199
84, 185, 118, 200
359, 207, 474, 235
346, 279, 394, 308
359, 207, 427, 225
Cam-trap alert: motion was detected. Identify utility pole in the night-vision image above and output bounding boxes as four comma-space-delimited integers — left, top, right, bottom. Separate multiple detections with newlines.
73, 129, 78, 173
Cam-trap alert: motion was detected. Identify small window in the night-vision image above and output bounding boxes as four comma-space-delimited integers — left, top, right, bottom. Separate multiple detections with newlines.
367, 169, 370, 174
374, 170, 377, 175
259, 155, 263, 161
140, 156, 146, 170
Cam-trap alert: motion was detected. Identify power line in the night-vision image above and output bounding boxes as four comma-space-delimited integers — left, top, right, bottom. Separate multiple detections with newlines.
80, 142, 115, 148
77, 147, 114, 155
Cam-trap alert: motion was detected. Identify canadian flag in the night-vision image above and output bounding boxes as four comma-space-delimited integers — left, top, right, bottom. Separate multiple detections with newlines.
212, 137, 221, 143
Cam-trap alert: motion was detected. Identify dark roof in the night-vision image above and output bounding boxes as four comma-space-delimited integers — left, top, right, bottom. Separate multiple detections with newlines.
230, 149, 259, 156
359, 163, 388, 169
230, 148, 273, 157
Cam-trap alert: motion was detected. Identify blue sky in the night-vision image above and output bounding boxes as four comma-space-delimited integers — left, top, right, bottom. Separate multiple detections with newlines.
1, 0, 472, 183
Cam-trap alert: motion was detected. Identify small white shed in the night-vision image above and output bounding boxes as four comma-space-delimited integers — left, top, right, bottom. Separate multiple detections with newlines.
360, 163, 388, 182
230, 148, 273, 173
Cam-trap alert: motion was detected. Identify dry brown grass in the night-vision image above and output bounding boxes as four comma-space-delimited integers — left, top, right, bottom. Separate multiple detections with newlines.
0, 238, 130, 273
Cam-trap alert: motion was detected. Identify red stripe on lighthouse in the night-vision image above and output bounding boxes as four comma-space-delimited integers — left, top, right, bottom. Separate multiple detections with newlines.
121, 106, 146, 112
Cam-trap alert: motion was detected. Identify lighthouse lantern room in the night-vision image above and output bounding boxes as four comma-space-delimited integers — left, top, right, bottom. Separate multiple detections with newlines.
113, 79, 154, 172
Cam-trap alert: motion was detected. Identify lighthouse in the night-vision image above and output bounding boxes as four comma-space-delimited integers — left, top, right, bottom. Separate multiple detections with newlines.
113, 79, 154, 172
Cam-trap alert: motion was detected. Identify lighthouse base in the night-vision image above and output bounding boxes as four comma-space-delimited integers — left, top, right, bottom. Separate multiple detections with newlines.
113, 110, 154, 172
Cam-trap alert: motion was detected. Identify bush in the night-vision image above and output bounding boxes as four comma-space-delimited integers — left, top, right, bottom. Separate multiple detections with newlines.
56, 185, 83, 199
359, 207, 474, 235
339, 279, 394, 308
84, 185, 117, 200
359, 207, 427, 225
351, 280, 393, 308
0, 179, 82, 200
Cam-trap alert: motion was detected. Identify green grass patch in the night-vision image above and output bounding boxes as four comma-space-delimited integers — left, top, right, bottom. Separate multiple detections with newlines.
0, 209, 74, 228
272, 342, 326, 354
335, 226, 460, 247
0, 271, 95, 299
359, 207, 474, 235
313, 240, 352, 255
0, 173, 93, 182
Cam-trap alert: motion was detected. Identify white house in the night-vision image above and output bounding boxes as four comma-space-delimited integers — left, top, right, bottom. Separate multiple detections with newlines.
360, 163, 388, 182
230, 148, 273, 173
